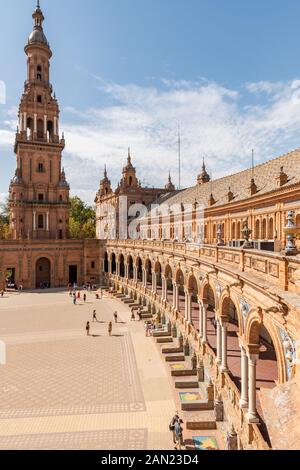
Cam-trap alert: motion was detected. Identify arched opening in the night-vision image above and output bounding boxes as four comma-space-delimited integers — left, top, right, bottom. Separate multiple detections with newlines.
176, 268, 185, 315
47, 121, 53, 142
188, 275, 199, 327
237, 221, 241, 239
127, 255, 134, 280
247, 321, 278, 444
255, 220, 260, 239
213, 224, 217, 242
104, 252, 109, 273
37, 119, 44, 140
154, 261, 162, 294
203, 283, 217, 352
268, 218, 274, 240
129, 176, 133, 186
231, 222, 236, 240
26, 117, 33, 139
38, 214, 44, 229
37, 65, 42, 81
165, 264, 173, 303
111, 253, 116, 275
136, 257, 143, 282
36, 257, 51, 288
145, 259, 152, 288
262, 219, 267, 239
221, 297, 242, 392
119, 254, 125, 277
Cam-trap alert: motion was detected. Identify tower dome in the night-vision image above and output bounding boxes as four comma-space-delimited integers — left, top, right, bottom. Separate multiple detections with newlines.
27, 1, 50, 49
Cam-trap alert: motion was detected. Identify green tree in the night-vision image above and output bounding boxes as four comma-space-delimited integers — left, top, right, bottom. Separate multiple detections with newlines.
0, 199, 10, 240
69, 196, 96, 239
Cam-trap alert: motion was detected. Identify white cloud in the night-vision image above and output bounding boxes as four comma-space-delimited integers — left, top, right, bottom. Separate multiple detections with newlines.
2, 78, 300, 205
60, 77, 300, 203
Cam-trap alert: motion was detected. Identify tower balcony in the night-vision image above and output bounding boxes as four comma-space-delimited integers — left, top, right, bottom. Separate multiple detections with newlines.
15, 131, 65, 150
24, 79, 53, 93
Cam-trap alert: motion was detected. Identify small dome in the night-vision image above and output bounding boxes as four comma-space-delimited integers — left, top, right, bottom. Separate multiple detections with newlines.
28, 28, 49, 47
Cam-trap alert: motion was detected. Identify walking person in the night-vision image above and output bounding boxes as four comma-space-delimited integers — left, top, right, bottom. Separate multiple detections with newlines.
73, 295, 76, 305
83, 293, 87, 303
108, 321, 113, 337
92, 310, 98, 322
174, 418, 184, 451
131, 309, 135, 321
86, 321, 90, 336
169, 412, 180, 445
114, 311, 118, 324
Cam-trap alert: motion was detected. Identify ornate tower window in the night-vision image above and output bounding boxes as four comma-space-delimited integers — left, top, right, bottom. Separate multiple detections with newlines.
38, 214, 44, 229
37, 162, 44, 173
37, 65, 42, 81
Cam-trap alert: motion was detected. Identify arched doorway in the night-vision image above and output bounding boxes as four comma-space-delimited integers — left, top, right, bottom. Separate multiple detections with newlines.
36, 258, 51, 288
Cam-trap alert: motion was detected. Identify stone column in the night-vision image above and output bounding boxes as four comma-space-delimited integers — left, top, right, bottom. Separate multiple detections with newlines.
216, 319, 222, 365
116, 262, 120, 277
161, 276, 166, 300
246, 354, 259, 423
198, 300, 203, 338
108, 260, 112, 275
220, 321, 229, 373
24, 112, 27, 132
172, 283, 176, 309
174, 284, 179, 311
33, 211, 36, 231
34, 113, 37, 134
152, 272, 157, 293
185, 290, 192, 323
46, 212, 49, 231
142, 268, 147, 287
133, 266, 137, 281
202, 301, 208, 344
125, 264, 129, 279
239, 345, 249, 408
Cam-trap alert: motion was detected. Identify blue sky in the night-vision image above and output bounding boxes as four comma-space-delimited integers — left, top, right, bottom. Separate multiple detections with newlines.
1, 0, 300, 203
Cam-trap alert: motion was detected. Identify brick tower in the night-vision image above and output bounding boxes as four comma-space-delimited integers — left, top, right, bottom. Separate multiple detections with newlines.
9, 1, 70, 240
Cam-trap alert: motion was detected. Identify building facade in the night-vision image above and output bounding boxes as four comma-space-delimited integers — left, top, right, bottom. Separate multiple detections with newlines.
95, 150, 176, 240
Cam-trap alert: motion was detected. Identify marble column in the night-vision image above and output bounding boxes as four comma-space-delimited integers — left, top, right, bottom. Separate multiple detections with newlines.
246, 354, 259, 423
33, 211, 36, 231
116, 262, 120, 277
220, 322, 229, 373
216, 319, 222, 365
202, 302, 208, 344
239, 346, 249, 408
198, 300, 203, 338
185, 290, 192, 323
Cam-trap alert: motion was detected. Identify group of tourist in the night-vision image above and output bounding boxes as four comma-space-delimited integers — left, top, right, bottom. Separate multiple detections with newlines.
86, 309, 118, 337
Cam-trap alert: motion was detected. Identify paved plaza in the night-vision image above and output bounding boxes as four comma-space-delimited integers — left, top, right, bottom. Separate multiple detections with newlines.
0, 290, 176, 450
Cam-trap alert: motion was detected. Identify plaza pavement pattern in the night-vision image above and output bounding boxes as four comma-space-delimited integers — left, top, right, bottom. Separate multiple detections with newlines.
0, 290, 176, 450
